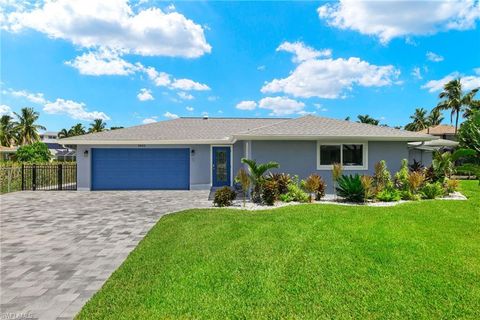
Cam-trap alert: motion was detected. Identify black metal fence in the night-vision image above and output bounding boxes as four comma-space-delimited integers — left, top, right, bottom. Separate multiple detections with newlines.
21, 163, 77, 191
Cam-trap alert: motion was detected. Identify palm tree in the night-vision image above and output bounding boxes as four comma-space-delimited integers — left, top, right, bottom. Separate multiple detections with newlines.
14, 107, 46, 145
435, 78, 480, 134
0, 115, 17, 147
241, 158, 279, 203
89, 119, 107, 133
58, 128, 70, 139
357, 114, 379, 125
428, 108, 444, 126
405, 108, 429, 131
70, 123, 86, 136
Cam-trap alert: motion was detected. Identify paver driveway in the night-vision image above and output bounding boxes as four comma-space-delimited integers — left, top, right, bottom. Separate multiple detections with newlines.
0, 190, 211, 320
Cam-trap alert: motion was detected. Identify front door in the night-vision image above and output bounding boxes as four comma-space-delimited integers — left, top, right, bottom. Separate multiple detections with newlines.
212, 146, 231, 187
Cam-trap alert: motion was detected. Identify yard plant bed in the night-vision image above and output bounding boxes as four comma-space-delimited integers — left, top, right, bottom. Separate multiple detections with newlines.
77, 181, 480, 319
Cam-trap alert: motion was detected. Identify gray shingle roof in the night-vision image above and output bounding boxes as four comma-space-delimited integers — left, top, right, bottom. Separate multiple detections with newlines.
61, 115, 434, 144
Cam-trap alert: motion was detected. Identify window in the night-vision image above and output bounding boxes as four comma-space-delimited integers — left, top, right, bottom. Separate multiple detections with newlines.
317, 142, 367, 170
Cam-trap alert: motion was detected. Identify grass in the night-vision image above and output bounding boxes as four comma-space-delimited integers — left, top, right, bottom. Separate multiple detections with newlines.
77, 181, 480, 319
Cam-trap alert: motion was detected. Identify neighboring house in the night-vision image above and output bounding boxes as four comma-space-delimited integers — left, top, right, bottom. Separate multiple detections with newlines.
60, 115, 435, 192
40, 131, 76, 161
408, 139, 459, 166
419, 125, 456, 141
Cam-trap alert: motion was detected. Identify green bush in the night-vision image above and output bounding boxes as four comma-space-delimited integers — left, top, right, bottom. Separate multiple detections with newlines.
376, 188, 401, 202
444, 179, 459, 194
15, 142, 52, 162
373, 160, 392, 192
336, 174, 365, 203
394, 159, 409, 190
213, 187, 236, 207
421, 182, 445, 199
261, 179, 278, 206
279, 183, 309, 203
400, 190, 420, 201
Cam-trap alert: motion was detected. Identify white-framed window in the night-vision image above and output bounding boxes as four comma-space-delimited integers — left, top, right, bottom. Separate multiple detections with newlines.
316, 142, 368, 170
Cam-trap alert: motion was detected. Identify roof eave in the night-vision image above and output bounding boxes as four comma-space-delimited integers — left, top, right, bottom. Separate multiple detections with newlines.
233, 134, 437, 142
58, 138, 234, 145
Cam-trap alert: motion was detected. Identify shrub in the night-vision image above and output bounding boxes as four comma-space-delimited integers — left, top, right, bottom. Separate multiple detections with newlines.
261, 179, 278, 206
241, 158, 279, 204
279, 183, 309, 203
302, 174, 326, 201
213, 187, 236, 207
266, 172, 291, 195
407, 170, 425, 193
400, 190, 420, 201
409, 159, 424, 172
332, 163, 343, 196
360, 175, 375, 200
15, 142, 51, 162
394, 159, 409, 190
336, 174, 365, 203
373, 160, 392, 192
421, 182, 445, 199
235, 168, 251, 207
376, 188, 401, 202
444, 179, 459, 194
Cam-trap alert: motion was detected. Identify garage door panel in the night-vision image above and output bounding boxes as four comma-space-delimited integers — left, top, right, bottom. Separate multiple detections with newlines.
92, 148, 190, 190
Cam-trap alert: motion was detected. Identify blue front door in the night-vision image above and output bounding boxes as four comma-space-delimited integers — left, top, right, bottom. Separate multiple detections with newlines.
212, 146, 231, 187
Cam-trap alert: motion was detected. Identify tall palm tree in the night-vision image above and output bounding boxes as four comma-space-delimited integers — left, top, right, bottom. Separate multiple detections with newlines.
89, 119, 107, 133
0, 115, 17, 147
428, 108, 444, 126
58, 128, 70, 139
405, 108, 429, 132
357, 114, 379, 125
435, 78, 480, 134
14, 107, 46, 145
70, 123, 86, 136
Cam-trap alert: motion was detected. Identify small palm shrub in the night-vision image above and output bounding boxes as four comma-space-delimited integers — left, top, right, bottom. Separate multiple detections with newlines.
279, 183, 309, 203
261, 179, 278, 206
302, 174, 326, 201
376, 188, 401, 202
444, 179, 459, 194
394, 159, 409, 190
421, 182, 445, 199
373, 160, 392, 192
213, 187, 236, 207
241, 158, 279, 204
336, 174, 365, 203
266, 172, 291, 195
360, 175, 375, 200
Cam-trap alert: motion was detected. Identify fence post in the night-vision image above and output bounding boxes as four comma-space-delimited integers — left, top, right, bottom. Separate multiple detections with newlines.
32, 164, 37, 191
58, 164, 63, 190
21, 164, 25, 191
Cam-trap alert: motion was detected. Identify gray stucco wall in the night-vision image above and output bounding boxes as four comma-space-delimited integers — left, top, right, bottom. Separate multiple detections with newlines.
76, 144, 210, 190
249, 141, 409, 193
408, 149, 433, 167
232, 141, 245, 178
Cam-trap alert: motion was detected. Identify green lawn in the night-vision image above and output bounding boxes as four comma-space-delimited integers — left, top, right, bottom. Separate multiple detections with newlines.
77, 181, 480, 319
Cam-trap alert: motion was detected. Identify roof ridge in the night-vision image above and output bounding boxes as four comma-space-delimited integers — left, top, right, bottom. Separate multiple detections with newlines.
235, 117, 293, 134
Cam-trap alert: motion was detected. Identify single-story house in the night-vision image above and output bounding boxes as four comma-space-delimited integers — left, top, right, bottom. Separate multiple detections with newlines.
61, 115, 435, 192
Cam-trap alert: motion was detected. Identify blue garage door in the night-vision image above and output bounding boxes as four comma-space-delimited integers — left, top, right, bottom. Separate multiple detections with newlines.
91, 148, 190, 190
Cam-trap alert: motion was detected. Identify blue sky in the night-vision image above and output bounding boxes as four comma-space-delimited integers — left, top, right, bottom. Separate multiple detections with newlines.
1, 0, 479, 131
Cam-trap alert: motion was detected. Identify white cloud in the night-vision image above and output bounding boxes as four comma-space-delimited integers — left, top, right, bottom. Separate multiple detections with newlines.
297, 110, 316, 116
177, 92, 194, 100
66, 50, 137, 76
426, 51, 444, 62
412, 67, 422, 80
164, 111, 179, 119
258, 97, 305, 116
142, 117, 157, 124
314, 103, 328, 112
262, 56, 400, 99
137, 88, 154, 101
318, 0, 480, 44
186, 106, 194, 112
422, 71, 480, 92
257, 65, 266, 71
236, 100, 257, 111
43, 98, 110, 121
277, 41, 331, 63
170, 78, 210, 91
8, 89, 47, 104
0, 104, 12, 116
4, 0, 211, 58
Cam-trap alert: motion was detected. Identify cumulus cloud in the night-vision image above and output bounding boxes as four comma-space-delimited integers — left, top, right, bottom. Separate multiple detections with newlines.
236, 100, 257, 111
258, 97, 305, 116
318, 0, 480, 44
177, 92, 194, 100
137, 88, 154, 101
136, 64, 210, 91
164, 111, 179, 119
277, 41, 331, 62
426, 51, 444, 62
170, 79, 210, 91
422, 71, 480, 92
7, 89, 47, 104
142, 118, 157, 124
0, 104, 12, 116
43, 98, 110, 121
4, 0, 211, 58
66, 50, 137, 76
412, 67, 423, 80
261, 56, 400, 99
